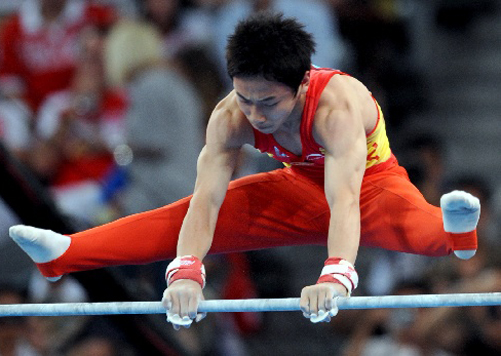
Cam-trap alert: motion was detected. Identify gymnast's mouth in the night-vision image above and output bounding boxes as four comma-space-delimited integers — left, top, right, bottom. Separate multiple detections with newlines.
254, 124, 275, 133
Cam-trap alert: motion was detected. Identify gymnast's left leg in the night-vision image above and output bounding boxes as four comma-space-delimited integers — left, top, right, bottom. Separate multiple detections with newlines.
358, 164, 480, 259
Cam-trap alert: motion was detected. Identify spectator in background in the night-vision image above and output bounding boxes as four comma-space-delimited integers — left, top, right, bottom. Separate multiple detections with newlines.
361, 248, 436, 297
342, 280, 453, 356
0, 285, 38, 356
403, 133, 446, 206
139, 0, 225, 124
0, 0, 116, 112
66, 336, 125, 356
28, 26, 127, 225
420, 242, 501, 356
101, 20, 207, 352
104, 19, 204, 214
141, 0, 212, 60
0, 98, 32, 163
330, 0, 427, 128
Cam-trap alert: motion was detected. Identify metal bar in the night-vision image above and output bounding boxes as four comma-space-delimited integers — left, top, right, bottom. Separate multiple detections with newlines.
0, 293, 500, 317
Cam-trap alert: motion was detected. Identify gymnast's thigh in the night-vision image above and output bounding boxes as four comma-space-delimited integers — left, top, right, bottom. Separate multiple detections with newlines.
67, 168, 329, 263
359, 165, 452, 256
210, 168, 329, 254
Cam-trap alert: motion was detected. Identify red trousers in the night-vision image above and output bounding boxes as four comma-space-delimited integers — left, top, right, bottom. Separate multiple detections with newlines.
38, 159, 455, 278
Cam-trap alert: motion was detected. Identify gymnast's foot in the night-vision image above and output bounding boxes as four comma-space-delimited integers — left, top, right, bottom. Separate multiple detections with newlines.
441, 190, 480, 260
9, 225, 71, 281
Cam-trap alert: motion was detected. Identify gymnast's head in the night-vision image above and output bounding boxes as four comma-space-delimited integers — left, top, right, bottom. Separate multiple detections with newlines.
226, 12, 316, 94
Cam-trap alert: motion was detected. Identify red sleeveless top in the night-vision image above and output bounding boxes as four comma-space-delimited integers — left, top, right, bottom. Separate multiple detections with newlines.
252, 67, 396, 178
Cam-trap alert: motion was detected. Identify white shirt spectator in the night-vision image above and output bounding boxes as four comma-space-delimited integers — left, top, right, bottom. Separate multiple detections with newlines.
0, 99, 31, 154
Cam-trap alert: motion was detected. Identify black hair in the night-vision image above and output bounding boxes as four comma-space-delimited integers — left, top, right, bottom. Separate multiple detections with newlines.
226, 11, 316, 93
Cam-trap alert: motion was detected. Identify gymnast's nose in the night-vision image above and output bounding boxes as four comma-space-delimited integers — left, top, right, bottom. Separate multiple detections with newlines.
249, 105, 266, 123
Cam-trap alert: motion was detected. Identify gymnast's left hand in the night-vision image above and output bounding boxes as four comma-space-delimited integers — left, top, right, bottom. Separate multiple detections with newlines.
300, 282, 347, 323
162, 280, 207, 330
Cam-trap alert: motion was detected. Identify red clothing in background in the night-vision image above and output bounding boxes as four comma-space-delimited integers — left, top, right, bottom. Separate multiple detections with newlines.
0, 1, 115, 110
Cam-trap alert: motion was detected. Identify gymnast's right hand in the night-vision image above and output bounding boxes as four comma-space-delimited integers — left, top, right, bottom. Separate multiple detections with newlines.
162, 280, 207, 330
162, 255, 207, 329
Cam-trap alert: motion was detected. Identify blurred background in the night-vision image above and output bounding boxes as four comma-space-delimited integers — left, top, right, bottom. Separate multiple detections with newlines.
0, 0, 500, 355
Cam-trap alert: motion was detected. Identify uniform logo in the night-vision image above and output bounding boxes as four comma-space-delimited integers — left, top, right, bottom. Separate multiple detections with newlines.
367, 142, 380, 161
274, 146, 289, 158
306, 147, 325, 163
305, 153, 324, 161
180, 260, 195, 266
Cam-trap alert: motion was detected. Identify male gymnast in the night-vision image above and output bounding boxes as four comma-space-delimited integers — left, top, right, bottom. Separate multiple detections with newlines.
10, 12, 480, 328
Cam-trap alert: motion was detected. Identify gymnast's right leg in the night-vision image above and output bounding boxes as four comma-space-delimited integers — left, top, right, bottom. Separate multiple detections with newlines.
9, 167, 329, 281
9, 195, 191, 280
9, 225, 71, 281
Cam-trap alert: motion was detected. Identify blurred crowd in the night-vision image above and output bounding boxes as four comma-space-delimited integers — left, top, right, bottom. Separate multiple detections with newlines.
0, 1, 499, 356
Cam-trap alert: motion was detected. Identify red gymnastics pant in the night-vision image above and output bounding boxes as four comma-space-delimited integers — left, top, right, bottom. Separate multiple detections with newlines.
38, 159, 462, 278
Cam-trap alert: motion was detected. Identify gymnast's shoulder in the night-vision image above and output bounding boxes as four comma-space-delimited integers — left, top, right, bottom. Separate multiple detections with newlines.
206, 91, 254, 147
317, 74, 378, 134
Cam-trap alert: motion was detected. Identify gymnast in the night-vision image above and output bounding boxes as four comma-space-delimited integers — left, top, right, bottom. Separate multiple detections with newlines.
9, 12, 480, 329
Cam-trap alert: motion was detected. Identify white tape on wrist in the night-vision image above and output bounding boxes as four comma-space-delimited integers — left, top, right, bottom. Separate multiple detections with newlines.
317, 258, 358, 295
165, 255, 206, 288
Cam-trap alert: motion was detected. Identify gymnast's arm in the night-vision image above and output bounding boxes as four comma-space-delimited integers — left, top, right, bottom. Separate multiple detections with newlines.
162, 94, 253, 325
300, 75, 367, 317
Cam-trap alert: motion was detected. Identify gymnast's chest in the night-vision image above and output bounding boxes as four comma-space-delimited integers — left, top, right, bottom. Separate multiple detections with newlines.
273, 131, 302, 156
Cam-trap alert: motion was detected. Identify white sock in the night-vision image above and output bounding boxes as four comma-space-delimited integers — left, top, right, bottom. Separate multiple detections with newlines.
440, 190, 481, 233
9, 225, 71, 264
440, 190, 480, 260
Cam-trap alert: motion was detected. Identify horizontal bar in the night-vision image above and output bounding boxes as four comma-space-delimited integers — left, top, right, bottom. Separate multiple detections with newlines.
0, 292, 499, 317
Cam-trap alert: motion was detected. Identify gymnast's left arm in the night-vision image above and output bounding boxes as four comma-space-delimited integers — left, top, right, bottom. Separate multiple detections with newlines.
299, 80, 367, 323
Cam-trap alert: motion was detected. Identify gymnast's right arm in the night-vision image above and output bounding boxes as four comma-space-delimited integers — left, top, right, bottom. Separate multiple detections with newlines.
161, 96, 251, 329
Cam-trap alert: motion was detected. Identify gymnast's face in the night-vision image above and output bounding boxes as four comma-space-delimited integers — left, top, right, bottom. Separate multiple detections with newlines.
233, 75, 308, 134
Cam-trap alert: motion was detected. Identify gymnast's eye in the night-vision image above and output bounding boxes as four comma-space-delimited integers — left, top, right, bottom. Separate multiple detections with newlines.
237, 96, 251, 105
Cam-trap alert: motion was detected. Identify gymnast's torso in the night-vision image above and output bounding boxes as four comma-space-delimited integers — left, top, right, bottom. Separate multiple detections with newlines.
252, 67, 393, 172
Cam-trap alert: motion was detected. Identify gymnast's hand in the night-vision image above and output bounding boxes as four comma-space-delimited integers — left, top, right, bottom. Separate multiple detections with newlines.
300, 282, 347, 323
162, 280, 207, 330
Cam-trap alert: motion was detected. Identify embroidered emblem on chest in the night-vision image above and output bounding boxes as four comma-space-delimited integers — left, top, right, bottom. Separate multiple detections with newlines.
273, 146, 290, 158
305, 147, 326, 162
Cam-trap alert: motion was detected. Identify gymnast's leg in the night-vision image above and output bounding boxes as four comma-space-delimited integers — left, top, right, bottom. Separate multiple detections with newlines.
10, 167, 329, 280
358, 164, 480, 258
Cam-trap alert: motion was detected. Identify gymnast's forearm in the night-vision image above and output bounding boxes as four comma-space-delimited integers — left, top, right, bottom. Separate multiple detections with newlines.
176, 145, 236, 259
176, 196, 220, 259
322, 139, 365, 264
327, 198, 361, 264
